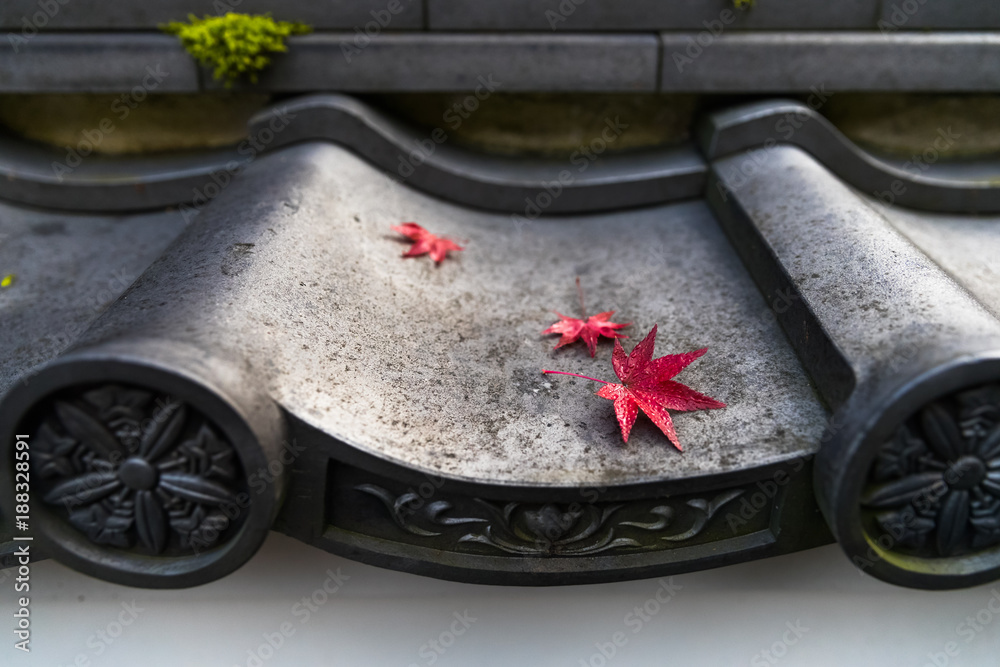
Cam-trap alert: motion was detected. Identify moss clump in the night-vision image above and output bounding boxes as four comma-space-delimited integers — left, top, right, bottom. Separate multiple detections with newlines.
163, 13, 311, 86
734, 0, 755, 8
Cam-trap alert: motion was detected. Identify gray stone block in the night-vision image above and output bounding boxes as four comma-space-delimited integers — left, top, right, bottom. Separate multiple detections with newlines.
0, 34, 199, 92
428, 0, 877, 30
878, 0, 1000, 30
210, 33, 659, 91
662, 32, 1000, 92
0, 0, 423, 30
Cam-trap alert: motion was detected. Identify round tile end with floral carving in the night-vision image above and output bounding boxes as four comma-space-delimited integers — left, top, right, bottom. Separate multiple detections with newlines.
861, 386, 1000, 561
2, 367, 287, 589
30, 385, 249, 558
813, 351, 1000, 590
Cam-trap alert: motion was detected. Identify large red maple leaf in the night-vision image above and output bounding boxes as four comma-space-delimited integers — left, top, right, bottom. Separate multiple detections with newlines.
543, 325, 725, 450
542, 278, 629, 357
392, 223, 463, 264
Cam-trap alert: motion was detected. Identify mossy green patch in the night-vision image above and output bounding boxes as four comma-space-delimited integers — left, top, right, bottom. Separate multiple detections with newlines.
163, 13, 311, 86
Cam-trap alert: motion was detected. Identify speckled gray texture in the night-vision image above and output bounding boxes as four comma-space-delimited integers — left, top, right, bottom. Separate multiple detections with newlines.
71, 142, 828, 488
662, 32, 1000, 92
8, 30, 1000, 94
212, 33, 659, 92
884, 207, 1000, 319
0, 34, 198, 93
428, 0, 876, 30
0, 1, 423, 30
0, 202, 187, 395
713, 145, 1000, 389
880, 1, 1000, 30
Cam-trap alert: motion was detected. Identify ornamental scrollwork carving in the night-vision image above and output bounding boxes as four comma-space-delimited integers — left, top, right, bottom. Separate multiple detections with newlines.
355, 483, 743, 556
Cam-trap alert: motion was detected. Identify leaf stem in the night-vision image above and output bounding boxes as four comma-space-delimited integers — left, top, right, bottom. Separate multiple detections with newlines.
575, 276, 586, 317
541, 370, 608, 384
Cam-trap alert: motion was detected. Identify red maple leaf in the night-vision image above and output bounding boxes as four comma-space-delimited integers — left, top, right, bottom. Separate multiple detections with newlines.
543, 325, 725, 450
392, 223, 463, 264
542, 278, 629, 357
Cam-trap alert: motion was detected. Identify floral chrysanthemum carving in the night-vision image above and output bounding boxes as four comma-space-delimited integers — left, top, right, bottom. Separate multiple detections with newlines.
863, 388, 1000, 557
32, 385, 244, 555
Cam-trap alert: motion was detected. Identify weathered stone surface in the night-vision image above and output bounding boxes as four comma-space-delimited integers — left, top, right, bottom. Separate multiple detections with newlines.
5, 30, 1000, 94
428, 0, 877, 30
0, 34, 198, 93
710, 145, 1000, 589
0, 202, 187, 396
883, 207, 1000, 318
0, 1, 424, 30
6, 94, 1000, 588
878, 1, 1000, 30
662, 32, 1000, 92
712, 145, 1000, 399
214, 33, 660, 92
62, 141, 829, 487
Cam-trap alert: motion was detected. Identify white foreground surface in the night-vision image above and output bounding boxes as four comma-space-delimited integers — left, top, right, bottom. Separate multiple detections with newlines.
3, 532, 999, 667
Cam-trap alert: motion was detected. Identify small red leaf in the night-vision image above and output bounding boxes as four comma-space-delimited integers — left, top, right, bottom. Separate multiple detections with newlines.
543, 311, 629, 357
392, 223, 463, 264
542, 279, 629, 357
543, 324, 725, 450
